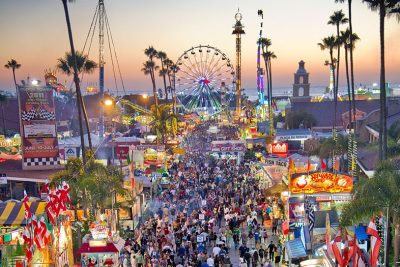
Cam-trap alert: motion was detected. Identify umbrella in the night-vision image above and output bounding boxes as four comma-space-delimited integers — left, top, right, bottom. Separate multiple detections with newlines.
162, 172, 169, 178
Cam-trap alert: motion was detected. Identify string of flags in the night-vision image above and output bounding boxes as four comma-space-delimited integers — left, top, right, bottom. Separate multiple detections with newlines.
22, 181, 72, 263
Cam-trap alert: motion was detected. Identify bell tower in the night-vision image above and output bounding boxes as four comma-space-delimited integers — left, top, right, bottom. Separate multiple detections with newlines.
293, 60, 310, 99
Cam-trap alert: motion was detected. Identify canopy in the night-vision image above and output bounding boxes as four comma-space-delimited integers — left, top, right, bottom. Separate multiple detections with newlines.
0, 201, 47, 226
173, 147, 185, 155
284, 238, 307, 259
265, 183, 288, 195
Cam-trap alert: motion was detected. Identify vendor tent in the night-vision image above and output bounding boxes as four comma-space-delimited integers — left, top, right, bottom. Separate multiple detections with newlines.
0, 201, 47, 226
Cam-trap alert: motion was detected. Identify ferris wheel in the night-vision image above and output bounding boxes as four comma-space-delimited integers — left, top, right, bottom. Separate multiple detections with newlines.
175, 45, 236, 115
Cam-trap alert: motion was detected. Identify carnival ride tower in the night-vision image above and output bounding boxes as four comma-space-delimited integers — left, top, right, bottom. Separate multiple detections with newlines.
98, 0, 105, 138
232, 10, 245, 120
256, 10, 266, 122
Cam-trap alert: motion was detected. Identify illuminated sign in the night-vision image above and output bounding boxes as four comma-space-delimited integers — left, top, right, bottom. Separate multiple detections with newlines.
210, 141, 245, 152
265, 158, 288, 167
271, 142, 288, 155
290, 172, 353, 194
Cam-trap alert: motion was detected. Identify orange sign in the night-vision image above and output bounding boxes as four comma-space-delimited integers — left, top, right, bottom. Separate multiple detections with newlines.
271, 142, 288, 155
290, 172, 353, 194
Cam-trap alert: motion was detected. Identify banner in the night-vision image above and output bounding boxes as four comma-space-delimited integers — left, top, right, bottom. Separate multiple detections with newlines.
18, 86, 60, 169
210, 141, 245, 152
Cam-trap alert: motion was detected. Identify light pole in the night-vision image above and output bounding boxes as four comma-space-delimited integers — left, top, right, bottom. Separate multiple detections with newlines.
142, 94, 149, 134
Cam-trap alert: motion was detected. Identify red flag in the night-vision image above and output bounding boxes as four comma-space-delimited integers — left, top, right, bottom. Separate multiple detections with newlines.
307, 159, 311, 172
320, 159, 327, 170
332, 229, 343, 266
23, 190, 31, 220
366, 218, 382, 267
334, 158, 339, 171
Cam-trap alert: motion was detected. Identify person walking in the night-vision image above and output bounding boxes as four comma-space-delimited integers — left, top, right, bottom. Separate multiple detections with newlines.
267, 241, 275, 261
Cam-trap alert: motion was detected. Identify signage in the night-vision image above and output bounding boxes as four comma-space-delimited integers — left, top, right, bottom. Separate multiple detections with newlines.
18, 86, 60, 170
332, 194, 353, 201
265, 158, 288, 167
270, 142, 288, 155
116, 145, 130, 160
133, 144, 165, 151
290, 172, 353, 194
316, 195, 332, 202
0, 135, 20, 147
0, 173, 7, 185
64, 147, 77, 159
210, 141, 245, 152
278, 135, 310, 141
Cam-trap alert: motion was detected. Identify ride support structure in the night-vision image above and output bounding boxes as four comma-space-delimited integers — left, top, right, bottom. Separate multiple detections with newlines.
232, 10, 245, 120
256, 9, 267, 123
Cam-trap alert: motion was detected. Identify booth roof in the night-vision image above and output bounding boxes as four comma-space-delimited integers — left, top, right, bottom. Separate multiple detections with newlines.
0, 201, 47, 226
76, 242, 119, 255
0, 159, 63, 180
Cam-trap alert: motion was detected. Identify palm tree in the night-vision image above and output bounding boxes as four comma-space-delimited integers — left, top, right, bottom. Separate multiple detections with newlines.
4, 59, 21, 94
335, 0, 357, 134
141, 61, 159, 108
341, 160, 400, 266
0, 93, 7, 136
144, 46, 159, 107
328, 10, 348, 105
318, 36, 337, 139
56, 51, 97, 76
61, 0, 89, 165
57, 50, 97, 151
150, 104, 179, 144
157, 51, 169, 103
362, 0, 400, 161
340, 29, 360, 129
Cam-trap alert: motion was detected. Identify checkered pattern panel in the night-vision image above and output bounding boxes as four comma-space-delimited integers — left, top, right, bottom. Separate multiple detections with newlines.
23, 157, 60, 166
21, 106, 56, 121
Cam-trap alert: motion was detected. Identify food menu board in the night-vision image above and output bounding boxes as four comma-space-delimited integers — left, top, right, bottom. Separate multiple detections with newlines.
290, 172, 353, 194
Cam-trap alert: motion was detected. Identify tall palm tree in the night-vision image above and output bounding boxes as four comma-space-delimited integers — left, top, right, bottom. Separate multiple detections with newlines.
318, 36, 337, 138
169, 64, 179, 113
260, 38, 274, 135
340, 29, 360, 129
363, 0, 400, 161
335, 0, 357, 133
61, 0, 89, 164
328, 10, 348, 103
57, 50, 97, 150
56, 51, 97, 76
157, 51, 169, 103
141, 60, 159, 107
144, 46, 159, 107
341, 160, 400, 266
4, 59, 21, 94
0, 93, 7, 136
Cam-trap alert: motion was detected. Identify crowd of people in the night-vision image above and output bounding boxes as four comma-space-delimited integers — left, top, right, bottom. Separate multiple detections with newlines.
119, 125, 285, 267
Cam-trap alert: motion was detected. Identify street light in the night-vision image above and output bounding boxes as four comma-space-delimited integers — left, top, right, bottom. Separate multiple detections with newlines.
104, 98, 113, 106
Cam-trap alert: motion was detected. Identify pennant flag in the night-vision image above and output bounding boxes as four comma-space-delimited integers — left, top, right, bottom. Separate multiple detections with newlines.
304, 199, 315, 233
334, 157, 339, 171
366, 218, 382, 267
320, 159, 327, 170
353, 240, 366, 267
326, 213, 333, 257
307, 159, 311, 172
332, 229, 344, 267
23, 190, 31, 219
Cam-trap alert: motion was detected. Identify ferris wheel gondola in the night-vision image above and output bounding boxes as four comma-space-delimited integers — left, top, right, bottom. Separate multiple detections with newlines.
175, 45, 235, 116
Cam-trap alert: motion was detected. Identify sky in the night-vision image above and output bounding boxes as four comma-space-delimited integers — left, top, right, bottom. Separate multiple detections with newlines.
0, 0, 399, 95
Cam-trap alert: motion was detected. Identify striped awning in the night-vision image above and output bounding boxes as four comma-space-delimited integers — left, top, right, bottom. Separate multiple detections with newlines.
0, 202, 47, 226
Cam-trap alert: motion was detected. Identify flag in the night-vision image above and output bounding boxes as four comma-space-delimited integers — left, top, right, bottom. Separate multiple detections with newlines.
307, 159, 311, 172
367, 218, 382, 267
334, 157, 339, 171
332, 229, 344, 267
326, 213, 333, 257
353, 240, 366, 267
304, 199, 315, 233
320, 159, 327, 170
39, 217, 52, 245
31, 215, 44, 249
23, 190, 31, 219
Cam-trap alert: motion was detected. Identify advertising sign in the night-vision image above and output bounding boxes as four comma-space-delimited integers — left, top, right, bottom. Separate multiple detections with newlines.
290, 172, 353, 194
210, 141, 245, 152
64, 147, 77, 159
270, 142, 288, 155
18, 86, 60, 169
